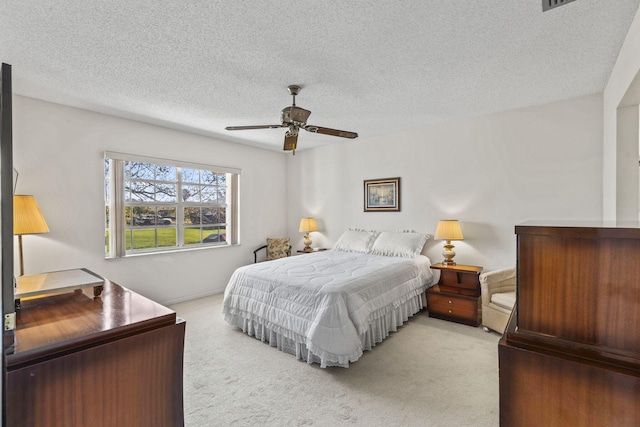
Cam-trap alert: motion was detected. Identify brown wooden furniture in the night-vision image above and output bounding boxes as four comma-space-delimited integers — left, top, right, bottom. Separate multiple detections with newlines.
5, 278, 185, 427
499, 221, 640, 426
427, 263, 483, 326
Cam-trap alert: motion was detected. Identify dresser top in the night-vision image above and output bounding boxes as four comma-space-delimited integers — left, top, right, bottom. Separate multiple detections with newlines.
516, 220, 640, 238
7, 280, 176, 368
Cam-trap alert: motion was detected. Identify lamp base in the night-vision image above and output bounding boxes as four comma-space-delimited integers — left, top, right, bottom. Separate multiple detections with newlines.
442, 240, 457, 265
303, 233, 313, 252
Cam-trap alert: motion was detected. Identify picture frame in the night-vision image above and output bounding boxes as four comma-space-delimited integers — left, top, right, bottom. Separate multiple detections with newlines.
364, 177, 401, 212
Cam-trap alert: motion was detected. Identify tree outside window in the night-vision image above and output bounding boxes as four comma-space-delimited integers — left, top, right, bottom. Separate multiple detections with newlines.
105, 154, 239, 258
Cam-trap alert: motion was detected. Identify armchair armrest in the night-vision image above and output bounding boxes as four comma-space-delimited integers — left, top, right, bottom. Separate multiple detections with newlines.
253, 241, 291, 263
480, 267, 516, 306
253, 245, 267, 263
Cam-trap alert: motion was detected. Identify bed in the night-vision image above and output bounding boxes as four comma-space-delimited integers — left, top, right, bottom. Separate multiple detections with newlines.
223, 230, 434, 367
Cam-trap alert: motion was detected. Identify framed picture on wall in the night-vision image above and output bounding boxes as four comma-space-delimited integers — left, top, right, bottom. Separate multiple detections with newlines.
364, 177, 401, 212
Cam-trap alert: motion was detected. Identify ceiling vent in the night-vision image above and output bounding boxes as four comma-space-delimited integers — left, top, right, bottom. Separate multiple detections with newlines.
543, 0, 578, 11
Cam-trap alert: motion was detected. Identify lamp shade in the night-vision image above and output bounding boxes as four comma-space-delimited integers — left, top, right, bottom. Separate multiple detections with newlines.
298, 217, 318, 233
14, 195, 50, 235
434, 220, 464, 241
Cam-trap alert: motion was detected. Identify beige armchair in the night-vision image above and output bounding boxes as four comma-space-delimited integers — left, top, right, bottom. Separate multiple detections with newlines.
480, 267, 516, 334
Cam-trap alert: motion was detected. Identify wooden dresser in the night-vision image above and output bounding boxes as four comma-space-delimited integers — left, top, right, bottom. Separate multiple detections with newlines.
427, 263, 482, 326
5, 279, 185, 427
499, 221, 640, 426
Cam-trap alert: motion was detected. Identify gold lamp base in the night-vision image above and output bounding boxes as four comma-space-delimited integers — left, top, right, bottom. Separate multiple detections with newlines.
442, 240, 457, 265
303, 233, 313, 252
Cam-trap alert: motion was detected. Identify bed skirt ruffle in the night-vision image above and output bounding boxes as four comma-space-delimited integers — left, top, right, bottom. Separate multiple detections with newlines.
224, 292, 425, 368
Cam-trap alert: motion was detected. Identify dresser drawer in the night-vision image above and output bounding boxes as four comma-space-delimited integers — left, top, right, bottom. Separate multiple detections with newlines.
426, 291, 480, 326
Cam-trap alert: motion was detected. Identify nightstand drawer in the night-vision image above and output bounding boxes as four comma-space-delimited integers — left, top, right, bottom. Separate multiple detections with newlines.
427, 293, 476, 317
439, 270, 481, 292
426, 290, 480, 326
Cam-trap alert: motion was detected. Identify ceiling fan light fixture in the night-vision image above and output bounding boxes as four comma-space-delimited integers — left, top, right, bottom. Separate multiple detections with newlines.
286, 126, 298, 137
281, 106, 311, 126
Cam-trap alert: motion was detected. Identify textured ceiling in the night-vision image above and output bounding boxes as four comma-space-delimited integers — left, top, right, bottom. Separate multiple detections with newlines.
1, 1, 639, 152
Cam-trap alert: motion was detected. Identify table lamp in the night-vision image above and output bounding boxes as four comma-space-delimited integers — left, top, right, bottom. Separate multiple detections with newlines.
299, 217, 318, 252
14, 195, 49, 276
434, 220, 464, 265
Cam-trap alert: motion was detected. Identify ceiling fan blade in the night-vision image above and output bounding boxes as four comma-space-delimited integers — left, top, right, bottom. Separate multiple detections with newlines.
304, 125, 358, 139
225, 125, 285, 131
283, 133, 298, 152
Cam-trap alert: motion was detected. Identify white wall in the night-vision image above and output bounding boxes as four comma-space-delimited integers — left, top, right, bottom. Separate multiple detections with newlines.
286, 94, 603, 272
603, 6, 640, 220
11, 91, 606, 302
13, 95, 288, 304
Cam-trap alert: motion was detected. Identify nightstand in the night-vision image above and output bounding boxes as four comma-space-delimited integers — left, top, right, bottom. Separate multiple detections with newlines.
296, 248, 327, 254
426, 263, 483, 326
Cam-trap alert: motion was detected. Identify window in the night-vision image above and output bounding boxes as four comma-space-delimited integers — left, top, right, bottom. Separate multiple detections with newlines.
105, 152, 240, 258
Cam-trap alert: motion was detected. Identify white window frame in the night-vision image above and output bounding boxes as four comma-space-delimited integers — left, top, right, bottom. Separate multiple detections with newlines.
105, 151, 240, 258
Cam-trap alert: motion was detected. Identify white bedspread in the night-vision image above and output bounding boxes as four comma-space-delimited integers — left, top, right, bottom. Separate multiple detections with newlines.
223, 250, 433, 366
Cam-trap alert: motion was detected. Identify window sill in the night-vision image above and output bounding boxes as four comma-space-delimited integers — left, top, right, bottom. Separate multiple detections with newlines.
105, 242, 239, 259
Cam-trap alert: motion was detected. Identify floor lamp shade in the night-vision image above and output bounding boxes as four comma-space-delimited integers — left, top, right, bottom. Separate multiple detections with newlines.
14, 195, 49, 275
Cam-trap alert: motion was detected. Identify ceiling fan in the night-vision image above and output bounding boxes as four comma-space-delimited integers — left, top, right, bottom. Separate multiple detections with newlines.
225, 85, 358, 154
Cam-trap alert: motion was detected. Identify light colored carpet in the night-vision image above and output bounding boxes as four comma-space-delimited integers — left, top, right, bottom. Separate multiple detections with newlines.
171, 293, 500, 426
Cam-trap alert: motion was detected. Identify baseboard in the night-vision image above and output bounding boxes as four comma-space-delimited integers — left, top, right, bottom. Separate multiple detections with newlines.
162, 287, 225, 306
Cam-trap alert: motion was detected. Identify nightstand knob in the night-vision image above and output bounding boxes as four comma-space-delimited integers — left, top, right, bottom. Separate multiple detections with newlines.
448, 309, 452, 313
448, 300, 452, 304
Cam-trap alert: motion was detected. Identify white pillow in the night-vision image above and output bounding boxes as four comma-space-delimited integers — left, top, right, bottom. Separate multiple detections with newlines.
370, 231, 429, 258
333, 230, 378, 253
